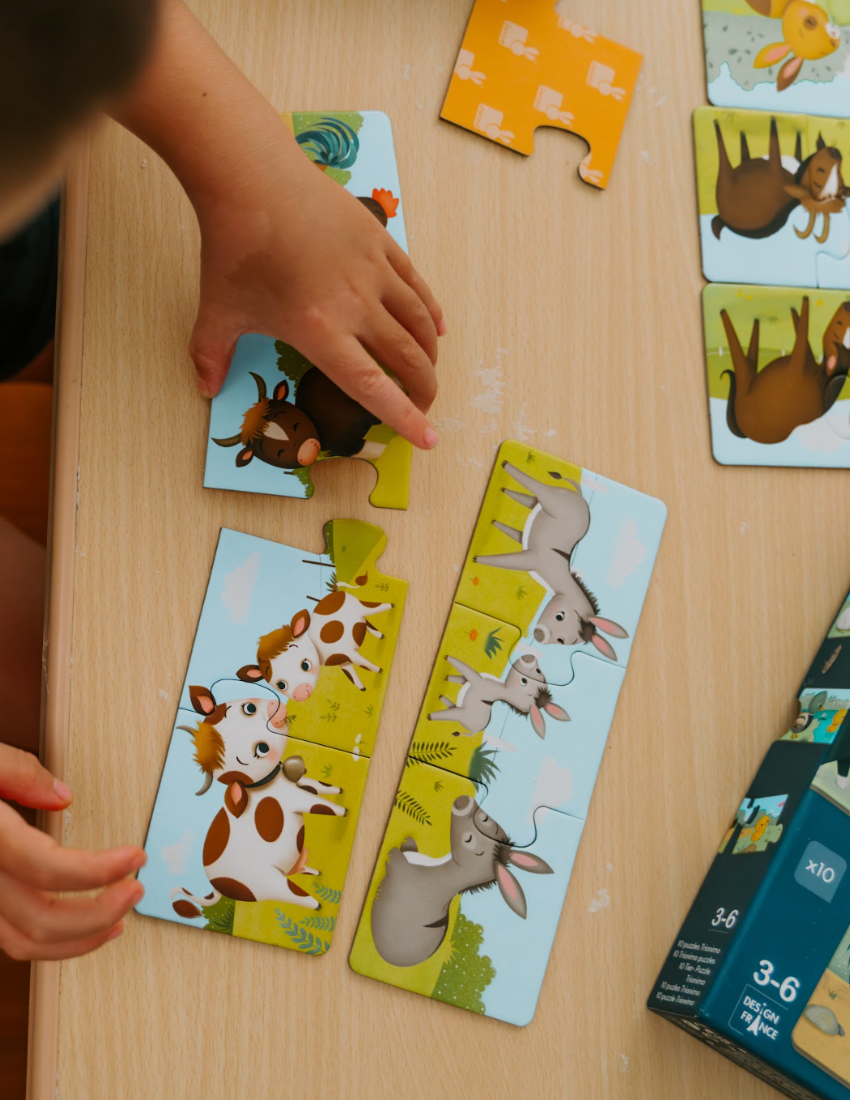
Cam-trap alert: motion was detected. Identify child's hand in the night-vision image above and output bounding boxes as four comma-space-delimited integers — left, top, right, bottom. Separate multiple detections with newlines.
190, 156, 445, 450
0, 744, 146, 961
114, 0, 446, 451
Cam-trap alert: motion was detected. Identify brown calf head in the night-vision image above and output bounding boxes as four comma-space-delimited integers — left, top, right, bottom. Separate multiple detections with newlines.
237, 610, 311, 685
213, 373, 321, 470
824, 302, 850, 377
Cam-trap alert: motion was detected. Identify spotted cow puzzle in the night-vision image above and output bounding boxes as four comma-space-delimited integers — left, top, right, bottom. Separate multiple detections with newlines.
136, 521, 406, 954
204, 111, 413, 509
349, 440, 666, 1025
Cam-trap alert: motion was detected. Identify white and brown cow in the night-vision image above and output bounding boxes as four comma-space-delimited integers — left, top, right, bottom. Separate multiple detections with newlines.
237, 576, 393, 697
170, 684, 345, 918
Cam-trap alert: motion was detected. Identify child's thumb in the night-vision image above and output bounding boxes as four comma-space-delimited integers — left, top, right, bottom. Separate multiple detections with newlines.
189, 311, 240, 399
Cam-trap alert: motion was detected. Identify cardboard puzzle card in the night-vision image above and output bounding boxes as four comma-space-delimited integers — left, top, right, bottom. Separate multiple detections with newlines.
440, 0, 642, 190
137, 522, 406, 954
793, 918, 850, 1086
703, 0, 850, 118
695, 107, 850, 289
349, 440, 666, 1025
704, 284, 850, 467
204, 111, 412, 510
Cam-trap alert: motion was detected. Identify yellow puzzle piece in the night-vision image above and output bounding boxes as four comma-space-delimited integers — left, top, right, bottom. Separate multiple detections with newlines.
440, 0, 642, 190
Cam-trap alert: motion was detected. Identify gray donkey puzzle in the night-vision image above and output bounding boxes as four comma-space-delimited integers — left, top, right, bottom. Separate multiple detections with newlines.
428, 651, 570, 738
371, 795, 553, 968
474, 461, 628, 661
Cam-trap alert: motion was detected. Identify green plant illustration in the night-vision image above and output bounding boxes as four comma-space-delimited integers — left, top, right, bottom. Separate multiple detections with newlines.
274, 339, 314, 386
275, 910, 329, 955
365, 704, 374, 718
300, 914, 336, 932
202, 896, 235, 935
434, 780, 444, 792
525, 451, 535, 464
321, 701, 341, 723
408, 739, 457, 766
431, 912, 495, 1014
484, 629, 504, 659
321, 763, 333, 780
394, 791, 432, 826
313, 884, 342, 906
469, 745, 500, 789
516, 585, 528, 600
326, 571, 338, 592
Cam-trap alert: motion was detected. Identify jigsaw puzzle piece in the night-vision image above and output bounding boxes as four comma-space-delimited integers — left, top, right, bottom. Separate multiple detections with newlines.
138, 727, 368, 955
485, 653, 626, 833
695, 107, 850, 290
410, 604, 523, 781
440, 0, 641, 190
350, 758, 577, 1025
220, 520, 406, 759
703, 284, 850, 468
204, 110, 412, 509
702, 0, 850, 120
461, 440, 665, 684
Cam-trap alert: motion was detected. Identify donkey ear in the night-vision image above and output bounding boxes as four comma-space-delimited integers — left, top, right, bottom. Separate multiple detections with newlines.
508, 850, 554, 875
189, 685, 217, 716
544, 702, 570, 723
291, 609, 311, 637
589, 616, 629, 639
236, 445, 254, 468
237, 665, 265, 684
817, 132, 827, 152
273, 380, 289, 402
529, 705, 546, 739
496, 863, 528, 919
590, 633, 617, 661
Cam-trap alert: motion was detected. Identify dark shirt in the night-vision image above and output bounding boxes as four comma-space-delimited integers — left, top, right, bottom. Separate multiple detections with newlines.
0, 197, 60, 380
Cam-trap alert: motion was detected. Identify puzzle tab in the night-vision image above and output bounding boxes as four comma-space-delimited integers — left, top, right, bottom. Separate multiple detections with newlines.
440, 0, 642, 190
350, 440, 666, 1024
204, 111, 413, 509
137, 520, 406, 955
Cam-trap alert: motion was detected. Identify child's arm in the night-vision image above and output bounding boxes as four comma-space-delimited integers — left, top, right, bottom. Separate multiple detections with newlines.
112, 0, 445, 450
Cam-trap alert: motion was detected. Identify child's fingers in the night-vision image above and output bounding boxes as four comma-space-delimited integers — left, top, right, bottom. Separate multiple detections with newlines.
188, 310, 240, 399
0, 910, 124, 962
381, 273, 439, 368
0, 743, 72, 811
0, 869, 143, 946
385, 239, 446, 336
361, 313, 438, 415
318, 337, 439, 450
0, 801, 146, 892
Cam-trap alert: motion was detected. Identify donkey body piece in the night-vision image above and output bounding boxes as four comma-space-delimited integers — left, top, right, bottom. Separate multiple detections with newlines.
429, 652, 569, 738
370, 795, 553, 968
474, 462, 628, 660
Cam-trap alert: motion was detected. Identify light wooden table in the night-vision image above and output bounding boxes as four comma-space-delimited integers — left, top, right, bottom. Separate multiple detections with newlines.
30, 1, 850, 1097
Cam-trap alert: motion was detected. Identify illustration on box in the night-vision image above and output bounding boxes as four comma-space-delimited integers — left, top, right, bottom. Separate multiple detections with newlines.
718, 794, 788, 854
137, 521, 406, 954
440, 0, 642, 189
204, 112, 412, 510
704, 284, 850, 467
350, 441, 666, 1025
695, 107, 850, 290
703, 0, 850, 118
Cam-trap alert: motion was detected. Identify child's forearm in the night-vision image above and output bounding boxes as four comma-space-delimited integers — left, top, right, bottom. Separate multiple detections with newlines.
110, 0, 309, 222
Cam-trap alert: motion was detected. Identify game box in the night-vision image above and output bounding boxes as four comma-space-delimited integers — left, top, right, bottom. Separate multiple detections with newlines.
649, 587, 850, 1099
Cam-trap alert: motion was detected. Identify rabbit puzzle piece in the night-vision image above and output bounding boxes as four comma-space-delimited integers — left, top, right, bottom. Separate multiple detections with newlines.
137, 521, 406, 955
349, 440, 666, 1024
701, 0, 850, 119
440, 0, 642, 190
204, 111, 412, 510
695, 107, 850, 290
705, 284, 850, 467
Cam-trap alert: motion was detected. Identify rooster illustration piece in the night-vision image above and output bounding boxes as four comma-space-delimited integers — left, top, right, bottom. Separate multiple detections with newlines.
295, 117, 400, 226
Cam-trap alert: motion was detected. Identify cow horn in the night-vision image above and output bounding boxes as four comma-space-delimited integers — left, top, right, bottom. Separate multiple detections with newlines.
212, 434, 242, 448
249, 372, 267, 401
177, 725, 195, 735
195, 771, 213, 797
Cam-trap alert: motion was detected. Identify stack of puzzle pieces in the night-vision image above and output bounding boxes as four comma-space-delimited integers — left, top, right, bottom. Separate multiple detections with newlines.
694, 1, 850, 468
350, 441, 666, 1024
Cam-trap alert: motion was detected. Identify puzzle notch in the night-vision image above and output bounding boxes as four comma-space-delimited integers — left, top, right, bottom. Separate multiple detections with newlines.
440, 0, 642, 190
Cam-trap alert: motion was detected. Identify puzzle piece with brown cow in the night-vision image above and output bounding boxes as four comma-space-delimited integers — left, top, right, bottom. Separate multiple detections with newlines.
136, 520, 406, 954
